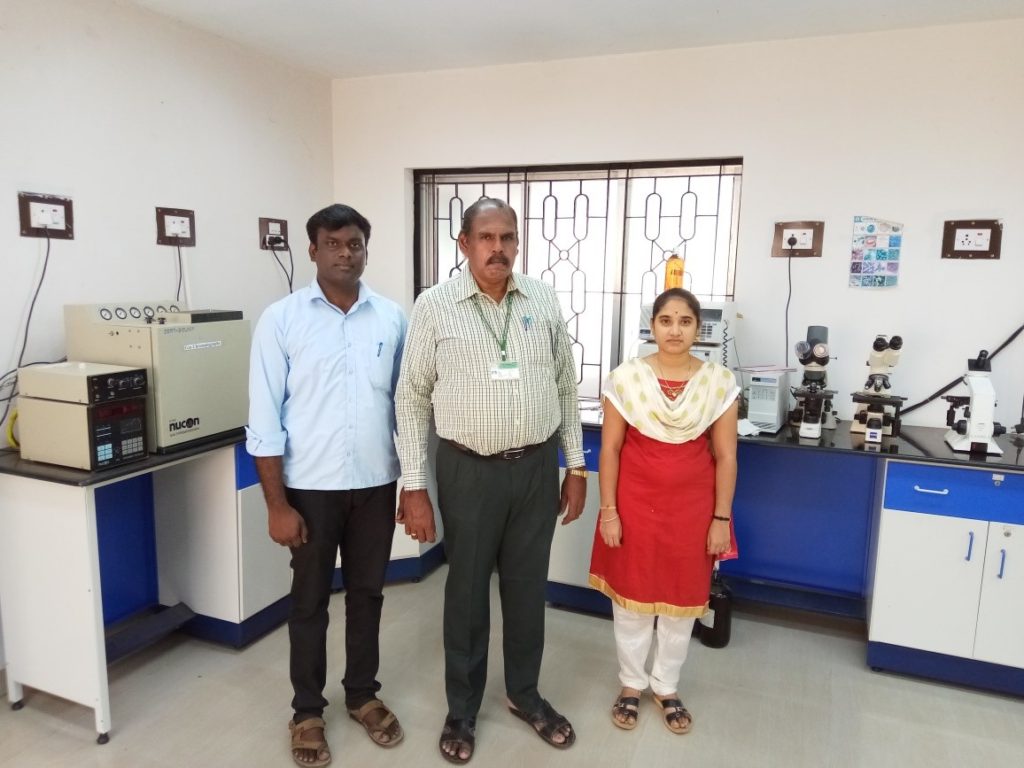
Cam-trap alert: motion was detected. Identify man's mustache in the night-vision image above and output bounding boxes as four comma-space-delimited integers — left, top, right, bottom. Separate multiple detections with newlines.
487, 255, 510, 265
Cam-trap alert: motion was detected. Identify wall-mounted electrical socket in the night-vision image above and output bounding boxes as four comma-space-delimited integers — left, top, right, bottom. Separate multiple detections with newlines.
19, 191, 74, 239
772, 220, 824, 257
259, 217, 289, 250
941, 219, 1001, 259
955, 229, 991, 250
781, 228, 815, 249
156, 207, 196, 247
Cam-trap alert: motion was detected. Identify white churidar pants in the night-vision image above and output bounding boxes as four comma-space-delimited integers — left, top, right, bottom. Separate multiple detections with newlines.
612, 602, 695, 696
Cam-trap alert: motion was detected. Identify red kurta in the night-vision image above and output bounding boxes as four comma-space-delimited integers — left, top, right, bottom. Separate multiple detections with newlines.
589, 401, 719, 617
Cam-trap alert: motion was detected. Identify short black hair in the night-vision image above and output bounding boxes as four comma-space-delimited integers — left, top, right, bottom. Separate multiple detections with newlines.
306, 204, 371, 245
652, 288, 701, 321
460, 197, 518, 237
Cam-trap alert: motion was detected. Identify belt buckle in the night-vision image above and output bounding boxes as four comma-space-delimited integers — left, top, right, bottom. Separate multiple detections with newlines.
502, 447, 526, 460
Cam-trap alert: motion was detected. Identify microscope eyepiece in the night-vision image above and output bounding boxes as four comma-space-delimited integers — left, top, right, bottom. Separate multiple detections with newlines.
872, 336, 889, 352
888, 335, 903, 351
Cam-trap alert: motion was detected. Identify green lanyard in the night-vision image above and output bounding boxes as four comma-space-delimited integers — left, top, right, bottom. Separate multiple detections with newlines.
472, 294, 514, 361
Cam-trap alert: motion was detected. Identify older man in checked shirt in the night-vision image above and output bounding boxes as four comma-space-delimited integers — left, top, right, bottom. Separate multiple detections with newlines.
396, 197, 587, 764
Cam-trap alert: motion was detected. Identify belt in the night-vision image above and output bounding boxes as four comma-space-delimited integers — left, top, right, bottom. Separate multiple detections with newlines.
442, 438, 547, 461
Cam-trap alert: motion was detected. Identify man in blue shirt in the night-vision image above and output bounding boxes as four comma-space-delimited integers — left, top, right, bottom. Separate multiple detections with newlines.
247, 203, 407, 768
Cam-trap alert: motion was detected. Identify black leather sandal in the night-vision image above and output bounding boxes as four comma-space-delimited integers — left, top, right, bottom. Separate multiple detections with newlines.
611, 694, 640, 730
508, 699, 576, 749
655, 696, 693, 734
439, 715, 477, 764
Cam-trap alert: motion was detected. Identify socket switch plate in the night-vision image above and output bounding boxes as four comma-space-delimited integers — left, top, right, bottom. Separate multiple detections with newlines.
156, 207, 196, 247
259, 217, 289, 250
18, 192, 74, 239
941, 219, 1001, 259
772, 220, 824, 257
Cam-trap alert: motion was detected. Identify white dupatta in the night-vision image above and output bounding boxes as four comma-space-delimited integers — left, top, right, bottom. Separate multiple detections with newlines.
603, 357, 739, 444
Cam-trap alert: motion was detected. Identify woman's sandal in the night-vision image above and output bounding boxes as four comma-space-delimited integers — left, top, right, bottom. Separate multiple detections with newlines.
654, 696, 693, 734
288, 717, 331, 768
508, 699, 576, 749
611, 694, 640, 730
439, 715, 477, 764
347, 699, 404, 747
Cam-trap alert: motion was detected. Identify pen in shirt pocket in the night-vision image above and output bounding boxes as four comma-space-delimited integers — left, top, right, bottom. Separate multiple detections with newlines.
522, 315, 532, 331
377, 342, 383, 357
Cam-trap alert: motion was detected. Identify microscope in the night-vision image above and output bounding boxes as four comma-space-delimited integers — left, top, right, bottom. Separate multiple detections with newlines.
943, 350, 1005, 455
788, 325, 837, 439
850, 334, 907, 443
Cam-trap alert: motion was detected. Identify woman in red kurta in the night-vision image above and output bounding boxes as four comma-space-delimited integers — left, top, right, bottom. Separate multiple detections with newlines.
589, 288, 739, 735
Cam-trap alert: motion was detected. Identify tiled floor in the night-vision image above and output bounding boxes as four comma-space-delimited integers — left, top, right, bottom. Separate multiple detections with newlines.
1, 568, 1022, 767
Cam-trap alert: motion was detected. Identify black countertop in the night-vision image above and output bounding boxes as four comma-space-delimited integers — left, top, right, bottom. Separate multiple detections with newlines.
739, 424, 1023, 470
582, 421, 1024, 471
0, 431, 244, 487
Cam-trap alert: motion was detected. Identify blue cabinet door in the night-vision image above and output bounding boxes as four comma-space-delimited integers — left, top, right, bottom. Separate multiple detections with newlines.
95, 474, 159, 625
719, 442, 877, 596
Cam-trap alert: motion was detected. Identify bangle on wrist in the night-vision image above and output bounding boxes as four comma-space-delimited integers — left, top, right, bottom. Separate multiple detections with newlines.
600, 514, 619, 523
599, 505, 617, 510
712, 514, 732, 522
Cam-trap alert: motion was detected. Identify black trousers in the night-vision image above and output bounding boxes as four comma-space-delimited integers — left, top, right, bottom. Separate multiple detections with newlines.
436, 436, 560, 718
286, 482, 397, 720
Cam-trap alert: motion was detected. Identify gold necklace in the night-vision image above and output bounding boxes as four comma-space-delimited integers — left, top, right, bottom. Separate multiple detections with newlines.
654, 356, 695, 398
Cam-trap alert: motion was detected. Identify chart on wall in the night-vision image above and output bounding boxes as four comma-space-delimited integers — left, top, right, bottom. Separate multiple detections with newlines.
849, 216, 903, 288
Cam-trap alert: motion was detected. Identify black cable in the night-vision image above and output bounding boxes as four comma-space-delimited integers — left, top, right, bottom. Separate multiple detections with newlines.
285, 243, 295, 292
901, 319, 1024, 416
1, 229, 53, 430
783, 255, 793, 367
268, 243, 293, 293
175, 244, 184, 302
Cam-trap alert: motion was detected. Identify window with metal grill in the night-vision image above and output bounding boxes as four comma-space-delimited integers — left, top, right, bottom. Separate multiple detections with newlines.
413, 159, 743, 400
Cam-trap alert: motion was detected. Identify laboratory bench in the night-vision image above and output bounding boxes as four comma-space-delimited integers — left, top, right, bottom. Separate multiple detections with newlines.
0, 437, 444, 742
551, 423, 1024, 696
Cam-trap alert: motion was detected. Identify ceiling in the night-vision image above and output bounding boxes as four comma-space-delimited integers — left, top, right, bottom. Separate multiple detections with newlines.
129, 0, 1024, 78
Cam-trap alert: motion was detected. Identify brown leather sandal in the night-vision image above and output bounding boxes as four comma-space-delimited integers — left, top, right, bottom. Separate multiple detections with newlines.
288, 717, 331, 768
348, 699, 404, 747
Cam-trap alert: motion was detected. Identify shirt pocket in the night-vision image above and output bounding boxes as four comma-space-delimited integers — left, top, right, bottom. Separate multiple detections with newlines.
517, 315, 555, 368
359, 339, 396, 392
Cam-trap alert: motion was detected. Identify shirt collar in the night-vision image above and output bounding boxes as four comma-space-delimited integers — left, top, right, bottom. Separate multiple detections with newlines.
306, 278, 375, 313
453, 267, 531, 303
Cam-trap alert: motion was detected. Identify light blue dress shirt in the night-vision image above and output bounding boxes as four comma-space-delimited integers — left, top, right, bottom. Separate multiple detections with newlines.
246, 279, 407, 490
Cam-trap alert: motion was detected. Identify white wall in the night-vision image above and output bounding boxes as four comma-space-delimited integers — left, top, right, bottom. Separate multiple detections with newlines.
333, 20, 1024, 429
1, 0, 333, 384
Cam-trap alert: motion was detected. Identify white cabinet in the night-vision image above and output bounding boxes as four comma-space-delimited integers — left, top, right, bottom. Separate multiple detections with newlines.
974, 521, 1024, 668
869, 460, 1024, 671
870, 508, 985, 657
153, 445, 291, 625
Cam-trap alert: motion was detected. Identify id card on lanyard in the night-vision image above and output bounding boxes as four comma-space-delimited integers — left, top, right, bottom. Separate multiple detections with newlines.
473, 294, 521, 380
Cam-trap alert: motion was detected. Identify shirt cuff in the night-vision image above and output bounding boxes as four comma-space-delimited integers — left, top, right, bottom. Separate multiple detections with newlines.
245, 427, 286, 456
562, 447, 585, 468
400, 471, 427, 491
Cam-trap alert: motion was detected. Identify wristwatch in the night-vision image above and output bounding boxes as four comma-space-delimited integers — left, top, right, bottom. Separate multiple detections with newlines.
566, 467, 588, 479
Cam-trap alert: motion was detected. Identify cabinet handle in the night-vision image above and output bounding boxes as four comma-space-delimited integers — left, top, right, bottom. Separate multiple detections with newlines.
965, 531, 974, 561
997, 549, 1006, 579
913, 485, 949, 496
